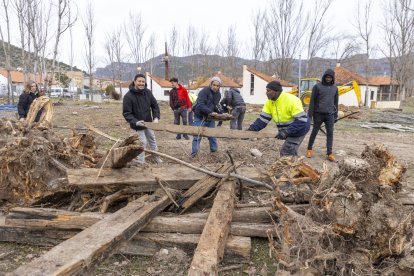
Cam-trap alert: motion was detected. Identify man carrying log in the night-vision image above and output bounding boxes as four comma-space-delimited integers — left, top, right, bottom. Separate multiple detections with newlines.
247, 80, 310, 156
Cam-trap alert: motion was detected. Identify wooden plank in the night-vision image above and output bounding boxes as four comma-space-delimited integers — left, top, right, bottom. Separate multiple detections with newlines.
101, 144, 143, 169
9, 194, 171, 276
0, 218, 249, 263
188, 179, 235, 275
144, 122, 276, 139
5, 207, 274, 237
66, 165, 270, 192
178, 164, 233, 213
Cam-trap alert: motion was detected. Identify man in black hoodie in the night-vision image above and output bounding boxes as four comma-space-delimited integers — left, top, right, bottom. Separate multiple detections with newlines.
306, 69, 338, 162
123, 74, 162, 164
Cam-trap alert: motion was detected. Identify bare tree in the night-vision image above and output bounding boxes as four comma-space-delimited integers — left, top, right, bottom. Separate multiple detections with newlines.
250, 9, 267, 69
304, 0, 334, 76
169, 25, 179, 77
182, 25, 199, 80
49, 0, 77, 91
112, 28, 125, 97
104, 31, 116, 84
145, 33, 157, 75
83, 0, 95, 98
0, 0, 14, 103
197, 30, 212, 77
329, 34, 361, 62
354, 0, 373, 106
14, 0, 30, 83
124, 12, 145, 70
265, 0, 307, 81
383, 0, 414, 100
220, 25, 239, 78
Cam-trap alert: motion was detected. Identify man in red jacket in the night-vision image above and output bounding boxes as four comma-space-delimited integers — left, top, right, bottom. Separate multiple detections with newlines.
169, 77, 192, 140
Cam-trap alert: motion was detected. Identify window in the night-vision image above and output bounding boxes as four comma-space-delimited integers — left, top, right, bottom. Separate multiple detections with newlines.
377, 85, 400, 101
250, 74, 254, 95
164, 90, 170, 96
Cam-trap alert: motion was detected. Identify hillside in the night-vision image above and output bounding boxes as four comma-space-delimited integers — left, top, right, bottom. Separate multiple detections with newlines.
0, 41, 81, 72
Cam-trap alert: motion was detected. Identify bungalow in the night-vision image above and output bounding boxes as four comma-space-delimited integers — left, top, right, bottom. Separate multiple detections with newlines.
242, 65, 295, 105
146, 73, 172, 102
334, 64, 401, 108
196, 72, 242, 98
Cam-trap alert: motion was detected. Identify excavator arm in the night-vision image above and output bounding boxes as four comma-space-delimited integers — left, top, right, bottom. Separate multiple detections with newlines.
338, 80, 362, 107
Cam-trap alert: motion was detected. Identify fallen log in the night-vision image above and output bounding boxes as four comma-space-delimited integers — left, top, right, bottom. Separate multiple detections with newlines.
188, 179, 235, 275
66, 165, 271, 192
0, 219, 249, 263
5, 207, 273, 237
144, 122, 277, 139
9, 194, 172, 276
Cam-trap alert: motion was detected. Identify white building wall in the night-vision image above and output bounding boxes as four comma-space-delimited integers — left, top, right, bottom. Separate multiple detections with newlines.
337, 85, 377, 107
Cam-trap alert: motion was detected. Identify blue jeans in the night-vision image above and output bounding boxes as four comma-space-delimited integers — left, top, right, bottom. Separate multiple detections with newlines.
191, 116, 217, 155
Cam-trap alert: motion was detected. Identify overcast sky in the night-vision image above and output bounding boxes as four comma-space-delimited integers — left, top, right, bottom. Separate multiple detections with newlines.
4, 0, 383, 71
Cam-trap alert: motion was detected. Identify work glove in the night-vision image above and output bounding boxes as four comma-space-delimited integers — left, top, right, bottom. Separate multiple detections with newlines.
275, 129, 288, 140
19, 117, 25, 122
210, 112, 218, 116
135, 120, 145, 127
153, 118, 159, 123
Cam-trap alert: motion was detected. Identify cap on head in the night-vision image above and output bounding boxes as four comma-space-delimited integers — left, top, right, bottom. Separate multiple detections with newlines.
266, 81, 283, 92
210, 76, 222, 86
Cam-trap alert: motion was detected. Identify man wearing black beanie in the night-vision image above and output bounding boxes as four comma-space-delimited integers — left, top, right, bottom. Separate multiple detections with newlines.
247, 80, 310, 156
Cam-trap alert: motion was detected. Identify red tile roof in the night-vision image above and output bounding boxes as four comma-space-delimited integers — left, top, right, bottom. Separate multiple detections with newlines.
198, 73, 242, 88
149, 74, 172, 88
246, 67, 295, 87
0, 69, 42, 84
369, 76, 398, 86
334, 66, 367, 85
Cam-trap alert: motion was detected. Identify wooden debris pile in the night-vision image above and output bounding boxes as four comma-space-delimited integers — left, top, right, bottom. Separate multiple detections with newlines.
269, 144, 412, 275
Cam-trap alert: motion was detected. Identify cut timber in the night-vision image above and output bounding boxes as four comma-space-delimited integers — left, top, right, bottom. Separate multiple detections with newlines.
188, 179, 235, 275
9, 194, 172, 276
98, 144, 143, 169
66, 165, 270, 192
5, 207, 274, 237
144, 122, 276, 139
0, 217, 249, 263
177, 164, 233, 213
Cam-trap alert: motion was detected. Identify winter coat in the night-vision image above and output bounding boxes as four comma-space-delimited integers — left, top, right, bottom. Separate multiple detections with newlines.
308, 69, 338, 116
193, 86, 221, 120
226, 88, 245, 108
17, 92, 34, 118
123, 86, 160, 131
169, 84, 191, 110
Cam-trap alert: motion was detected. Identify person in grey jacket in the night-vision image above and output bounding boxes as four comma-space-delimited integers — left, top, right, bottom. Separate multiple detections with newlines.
306, 69, 339, 162
226, 88, 246, 130
123, 74, 162, 164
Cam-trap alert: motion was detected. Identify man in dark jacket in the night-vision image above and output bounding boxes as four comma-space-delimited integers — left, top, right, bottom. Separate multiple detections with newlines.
191, 76, 222, 157
123, 74, 162, 164
306, 69, 339, 162
169, 77, 192, 140
226, 87, 246, 130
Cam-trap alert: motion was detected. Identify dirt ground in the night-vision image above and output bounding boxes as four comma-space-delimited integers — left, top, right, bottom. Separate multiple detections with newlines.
1, 98, 414, 275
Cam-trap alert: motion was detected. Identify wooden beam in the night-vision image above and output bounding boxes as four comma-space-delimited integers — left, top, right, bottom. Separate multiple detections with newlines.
99, 144, 143, 169
66, 165, 270, 192
0, 219, 249, 263
144, 122, 276, 139
188, 179, 235, 275
9, 194, 172, 276
5, 207, 274, 238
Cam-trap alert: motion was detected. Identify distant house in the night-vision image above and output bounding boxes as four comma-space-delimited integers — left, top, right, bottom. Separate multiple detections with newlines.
196, 72, 242, 98
334, 64, 401, 108
146, 73, 172, 102
242, 65, 295, 105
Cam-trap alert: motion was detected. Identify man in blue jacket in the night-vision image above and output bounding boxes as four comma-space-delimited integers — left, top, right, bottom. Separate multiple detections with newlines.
191, 76, 222, 157
247, 80, 310, 156
306, 69, 338, 162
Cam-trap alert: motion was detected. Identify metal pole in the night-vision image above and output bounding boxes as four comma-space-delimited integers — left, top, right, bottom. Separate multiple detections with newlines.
298, 54, 302, 90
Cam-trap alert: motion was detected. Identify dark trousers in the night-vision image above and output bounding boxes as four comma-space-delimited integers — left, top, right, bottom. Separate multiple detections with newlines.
307, 113, 335, 155
174, 108, 188, 138
230, 106, 246, 130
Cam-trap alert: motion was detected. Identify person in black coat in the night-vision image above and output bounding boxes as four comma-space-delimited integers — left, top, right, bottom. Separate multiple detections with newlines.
17, 82, 39, 121
123, 74, 162, 164
306, 69, 339, 162
191, 76, 222, 157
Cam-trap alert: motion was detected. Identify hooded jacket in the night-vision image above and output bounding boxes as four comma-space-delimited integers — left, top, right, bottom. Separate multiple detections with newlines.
308, 69, 338, 116
17, 92, 37, 118
123, 85, 160, 130
169, 84, 192, 110
226, 88, 245, 108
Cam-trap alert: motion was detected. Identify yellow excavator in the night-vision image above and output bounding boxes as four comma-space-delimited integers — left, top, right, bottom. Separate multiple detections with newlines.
288, 78, 362, 108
